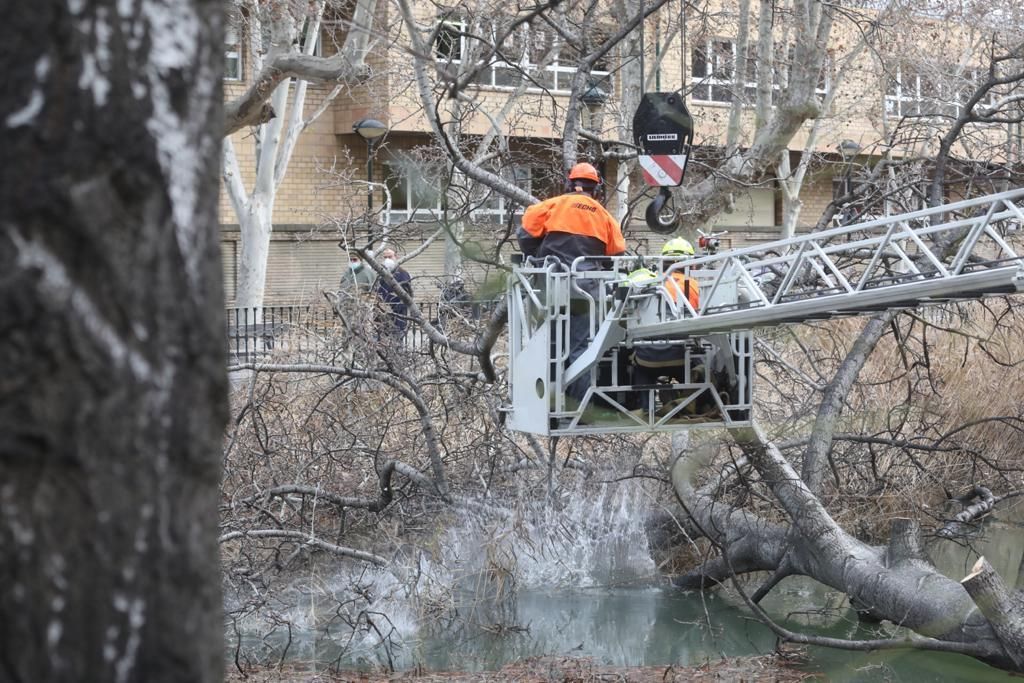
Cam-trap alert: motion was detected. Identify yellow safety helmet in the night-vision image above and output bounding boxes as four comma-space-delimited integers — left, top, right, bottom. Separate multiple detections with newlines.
662, 237, 695, 257
621, 267, 658, 287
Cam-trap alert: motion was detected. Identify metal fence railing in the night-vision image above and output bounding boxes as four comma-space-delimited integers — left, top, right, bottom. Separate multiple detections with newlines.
226, 305, 336, 365
226, 299, 502, 365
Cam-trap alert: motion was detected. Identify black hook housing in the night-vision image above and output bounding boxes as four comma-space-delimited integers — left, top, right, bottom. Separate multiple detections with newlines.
633, 93, 694, 234
632, 92, 694, 156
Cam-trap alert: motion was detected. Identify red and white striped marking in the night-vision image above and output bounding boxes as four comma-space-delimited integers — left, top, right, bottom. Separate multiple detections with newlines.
639, 154, 687, 186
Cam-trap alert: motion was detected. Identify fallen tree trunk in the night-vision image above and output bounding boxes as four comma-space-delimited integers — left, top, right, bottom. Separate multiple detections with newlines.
937, 486, 997, 538
669, 424, 1023, 672
961, 557, 1024, 669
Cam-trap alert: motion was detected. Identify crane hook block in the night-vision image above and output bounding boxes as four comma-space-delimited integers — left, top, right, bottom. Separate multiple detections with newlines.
633, 92, 694, 233
633, 92, 694, 187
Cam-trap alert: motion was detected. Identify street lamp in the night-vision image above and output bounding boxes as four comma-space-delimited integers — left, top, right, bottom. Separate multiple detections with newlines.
837, 139, 862, 197
833, 140, 863, 226
838, 139, 861, 158
580, 81, 609, 130
353, 118, 388, 215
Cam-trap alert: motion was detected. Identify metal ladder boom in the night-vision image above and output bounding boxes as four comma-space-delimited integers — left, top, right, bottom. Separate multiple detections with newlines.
629, 188, 1024, 341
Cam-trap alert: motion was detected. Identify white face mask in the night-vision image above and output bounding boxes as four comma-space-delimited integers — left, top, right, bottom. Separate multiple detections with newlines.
383, 258, 398, 271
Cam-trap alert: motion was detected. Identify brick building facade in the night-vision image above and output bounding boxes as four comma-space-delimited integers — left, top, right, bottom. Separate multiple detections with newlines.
220, 2, 1022, 305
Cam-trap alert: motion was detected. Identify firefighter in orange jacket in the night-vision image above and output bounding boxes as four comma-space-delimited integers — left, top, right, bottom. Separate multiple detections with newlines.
518, 162, 626, 269
517, 163, 625, 406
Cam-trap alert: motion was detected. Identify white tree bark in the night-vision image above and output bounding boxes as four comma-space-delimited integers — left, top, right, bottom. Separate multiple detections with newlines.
614, 0, 644, 224
670, 426, 1022, 671
777, 24, 875, 239
962, 556, 1024, 668
754, 0, 774, 131
726, 0, 751, 155
224, 0, 376, 134
223, 0, 377, 311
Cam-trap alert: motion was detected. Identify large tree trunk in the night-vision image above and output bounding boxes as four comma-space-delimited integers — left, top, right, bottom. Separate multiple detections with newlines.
613, 0, 643, 225
235, 200, 274, 311
669, 426, 1023, 672
0, 2, 226, 681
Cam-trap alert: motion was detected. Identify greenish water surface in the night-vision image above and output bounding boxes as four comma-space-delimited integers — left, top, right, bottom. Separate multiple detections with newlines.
234, 499, 1024, 681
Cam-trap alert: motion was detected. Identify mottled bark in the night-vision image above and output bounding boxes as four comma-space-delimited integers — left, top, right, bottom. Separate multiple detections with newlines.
669, 444, 790, 590
886, 518, 927, 564
962, 557, 1024, 669
223, 0, 377, 136
224, 53, 371, 135
669, 426, 1022, 671
0, 2, 226, 681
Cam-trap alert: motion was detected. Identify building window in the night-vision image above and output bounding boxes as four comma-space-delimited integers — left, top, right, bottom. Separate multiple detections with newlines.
434, 17, 610, 94
472, 167, 532, 223
691, 39, 739, 103
298, 19, 323, 56
692, 40, 828, 105
435, 18, 465, 62
385, 160, 534, 225
886, 67, 939, 118
225, 12, 242, 80
885, 64, 994, 119
385, 160, 444, 223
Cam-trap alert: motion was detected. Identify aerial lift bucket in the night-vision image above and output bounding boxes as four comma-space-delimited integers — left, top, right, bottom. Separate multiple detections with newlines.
505, 256, 755, 436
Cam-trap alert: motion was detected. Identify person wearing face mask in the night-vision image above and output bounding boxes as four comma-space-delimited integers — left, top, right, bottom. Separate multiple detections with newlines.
333, 249, 378, 332
373, 247, 414, 341
340, 251, 376, 294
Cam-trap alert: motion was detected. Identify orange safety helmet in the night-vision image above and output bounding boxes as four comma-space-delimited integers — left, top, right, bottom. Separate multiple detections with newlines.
568, 162, 601, 183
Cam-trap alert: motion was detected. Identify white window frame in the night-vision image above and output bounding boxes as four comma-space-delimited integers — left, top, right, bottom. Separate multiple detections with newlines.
298, 18, 323, 57
435, 17, 610, 95
435, 17, 467, 64
384, 161, 445, 224
472, 166, 532, 224
886, 67, 934, 118
225, 12, 243, 81
690, 38, 745, 104
885, 64, 996, 119
691, 39, 828, 105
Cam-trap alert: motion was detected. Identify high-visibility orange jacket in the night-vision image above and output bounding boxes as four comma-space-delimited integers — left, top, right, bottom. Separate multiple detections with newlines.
518, 192, 625, 268
665, 271, 700, 311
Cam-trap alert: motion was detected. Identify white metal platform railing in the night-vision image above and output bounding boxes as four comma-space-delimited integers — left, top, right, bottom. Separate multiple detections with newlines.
505, 258, 754, 436
630, 188, 1024, 340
